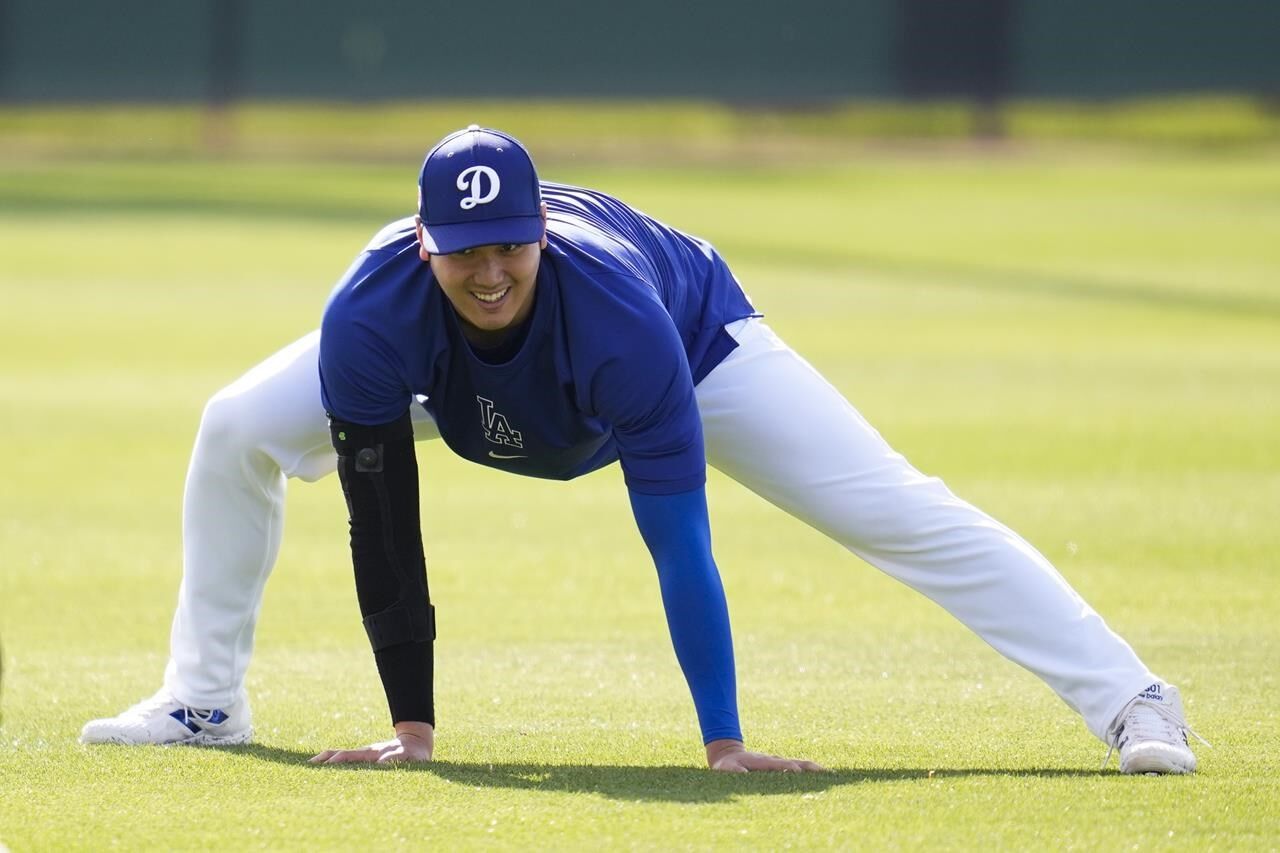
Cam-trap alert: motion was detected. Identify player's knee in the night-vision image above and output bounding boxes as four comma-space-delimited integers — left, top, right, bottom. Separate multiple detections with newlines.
861, 486, 1001, 556
813, 473, 976, 551
194, 386, 269, 458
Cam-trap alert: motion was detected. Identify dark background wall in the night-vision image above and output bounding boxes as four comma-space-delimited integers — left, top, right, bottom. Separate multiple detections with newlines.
0, 0, 1275, 103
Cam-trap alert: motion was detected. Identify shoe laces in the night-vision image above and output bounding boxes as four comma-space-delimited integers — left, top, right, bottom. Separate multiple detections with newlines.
1102, 696, 1211, 769
122, 691, 224, 723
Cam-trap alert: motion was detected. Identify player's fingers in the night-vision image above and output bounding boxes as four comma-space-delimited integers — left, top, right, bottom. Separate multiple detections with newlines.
742, 754, 823, 773
322, 748, 379, 764
309, 750, 338, 764
795, 759, 828, 772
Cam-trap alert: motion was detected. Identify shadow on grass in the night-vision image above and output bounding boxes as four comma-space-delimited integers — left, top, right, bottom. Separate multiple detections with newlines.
224, 744, 1101, 803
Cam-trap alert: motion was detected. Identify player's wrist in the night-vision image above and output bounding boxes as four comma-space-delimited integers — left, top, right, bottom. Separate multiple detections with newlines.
393, 720, 435, 743
705, 738, 746, 768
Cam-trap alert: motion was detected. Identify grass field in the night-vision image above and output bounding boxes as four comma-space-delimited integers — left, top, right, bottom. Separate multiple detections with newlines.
1, 121, 1279, 849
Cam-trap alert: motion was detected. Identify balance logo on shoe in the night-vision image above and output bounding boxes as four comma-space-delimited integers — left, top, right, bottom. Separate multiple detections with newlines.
1136, 683, 1164, 702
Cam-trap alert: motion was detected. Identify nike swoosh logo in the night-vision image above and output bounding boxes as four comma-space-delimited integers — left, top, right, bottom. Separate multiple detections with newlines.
488, 451, 527, 460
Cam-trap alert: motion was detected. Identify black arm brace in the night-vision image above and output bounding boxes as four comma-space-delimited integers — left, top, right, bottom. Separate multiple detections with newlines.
330, 411, 436, 726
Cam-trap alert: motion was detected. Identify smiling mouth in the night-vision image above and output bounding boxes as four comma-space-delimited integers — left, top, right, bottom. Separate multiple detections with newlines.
472, 287, 511, 304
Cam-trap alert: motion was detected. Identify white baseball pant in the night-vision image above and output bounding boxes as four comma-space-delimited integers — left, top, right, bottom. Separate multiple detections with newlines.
166, 318, 1156, 741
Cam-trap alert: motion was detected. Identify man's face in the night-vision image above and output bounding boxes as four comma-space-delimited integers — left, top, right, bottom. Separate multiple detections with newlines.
418, 223, 546, 346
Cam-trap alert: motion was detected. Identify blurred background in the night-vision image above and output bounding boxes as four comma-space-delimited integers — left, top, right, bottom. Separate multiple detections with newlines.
0, 0, 1277, 159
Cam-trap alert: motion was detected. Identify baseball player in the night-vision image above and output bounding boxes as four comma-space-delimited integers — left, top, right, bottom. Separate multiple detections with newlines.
82, 126, 1203, 774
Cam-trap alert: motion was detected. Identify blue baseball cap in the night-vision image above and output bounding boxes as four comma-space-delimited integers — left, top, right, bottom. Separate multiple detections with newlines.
417, 125, 543, 254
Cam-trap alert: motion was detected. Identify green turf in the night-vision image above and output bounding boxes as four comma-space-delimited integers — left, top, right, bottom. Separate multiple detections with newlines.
1, 135, 1278, 850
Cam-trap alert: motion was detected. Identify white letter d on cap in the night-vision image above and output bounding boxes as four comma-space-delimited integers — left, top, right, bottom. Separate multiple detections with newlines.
457, 166, 500, 210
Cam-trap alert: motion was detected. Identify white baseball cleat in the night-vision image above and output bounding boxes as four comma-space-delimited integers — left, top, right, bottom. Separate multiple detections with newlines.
1104, 683, 1207, 774
80, 688, 252, 746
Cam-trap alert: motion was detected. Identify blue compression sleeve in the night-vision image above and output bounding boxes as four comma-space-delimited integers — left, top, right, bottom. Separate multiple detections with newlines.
627, 485, 742, 744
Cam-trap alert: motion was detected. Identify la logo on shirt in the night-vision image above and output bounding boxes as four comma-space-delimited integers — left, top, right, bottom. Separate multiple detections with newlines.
477, 396, 523, 448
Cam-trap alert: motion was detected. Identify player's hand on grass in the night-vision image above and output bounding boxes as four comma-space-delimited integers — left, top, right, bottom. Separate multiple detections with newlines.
705, 738, 826, 773
310, 721, 434, 765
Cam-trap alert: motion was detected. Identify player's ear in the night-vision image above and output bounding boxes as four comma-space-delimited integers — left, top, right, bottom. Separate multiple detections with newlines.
415, 216, 431, 261
538, 202, 548, 249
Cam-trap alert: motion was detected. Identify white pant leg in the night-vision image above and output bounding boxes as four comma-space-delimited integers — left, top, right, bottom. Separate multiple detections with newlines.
164, 330, 439, 707
695, 319, 1154, 741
